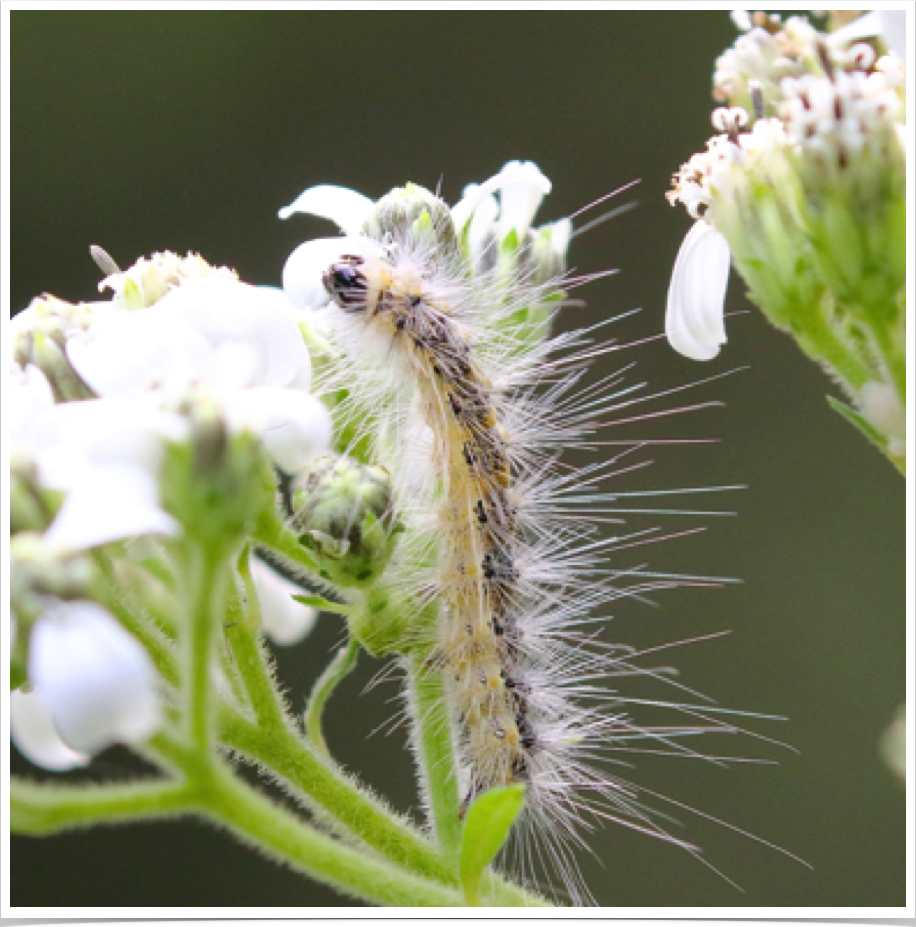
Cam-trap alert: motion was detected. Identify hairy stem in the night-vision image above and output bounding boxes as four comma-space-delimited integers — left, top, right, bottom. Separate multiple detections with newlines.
305, 636, 361, 754
198, 760, 465, 907
11, 777, 191, 835
406, 649, 462, 865
179, 540, 229, 751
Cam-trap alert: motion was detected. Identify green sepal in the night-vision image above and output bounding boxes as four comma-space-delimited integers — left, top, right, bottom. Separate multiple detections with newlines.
292, 594, 352, 616
459, 784, 526, 906
826, 396, 904, 475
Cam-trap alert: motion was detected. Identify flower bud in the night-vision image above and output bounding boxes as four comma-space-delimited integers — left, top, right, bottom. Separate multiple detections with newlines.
291, 455, 402, 588
97, 250, 238, 309
13, 297, 96, 402
363, 183, 459, 260
10, 447, 56, 535
160, 390, 274, 545
10, 533, 94, 606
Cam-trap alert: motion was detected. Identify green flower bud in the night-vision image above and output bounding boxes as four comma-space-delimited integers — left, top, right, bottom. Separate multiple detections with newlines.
161, 391, 274, 546
10, 448, 58, 535
363, 183, 459, 260
11, 533, 94, 606
95, 249, 239, 309
14, 296, 96, 402
291, 455, 402, 589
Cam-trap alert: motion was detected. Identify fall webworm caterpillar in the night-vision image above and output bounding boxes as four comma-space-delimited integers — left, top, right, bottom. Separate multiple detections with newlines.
287, 175, 798, 903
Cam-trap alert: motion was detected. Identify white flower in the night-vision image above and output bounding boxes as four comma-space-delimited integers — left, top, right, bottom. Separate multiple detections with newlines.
12, 601, 160, 767
250, 557, 318, 646
831, 10, 907, 61
665, 220, 732, 361
282, 236, 384, 310
451, 160, 552, 246
67, 277, 331, 474
28, 397, 185, 551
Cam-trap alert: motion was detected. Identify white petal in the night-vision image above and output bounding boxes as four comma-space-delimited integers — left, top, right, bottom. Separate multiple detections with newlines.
8, 363, 55, 447
44, 464, 179, 552
28, 602, 161, 755
494, 160, 553, 242
465, 189, 500, 264
547, 217, 573, 262
453, 161, 552, 244
731, 9, 753, 32
67, 307, 212, 397
31, 397, 184, 491
10, 689, 91, 772
225, 388, 332, 473
282, 236, 382, 310
278, 185, 375, 235
665, 221, 731, 361
250, 557, 318, 646
155, 278, 312, 390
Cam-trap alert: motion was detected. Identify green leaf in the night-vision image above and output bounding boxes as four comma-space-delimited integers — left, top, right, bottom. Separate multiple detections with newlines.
292, 594, 352, 616
459, 784, 525, 906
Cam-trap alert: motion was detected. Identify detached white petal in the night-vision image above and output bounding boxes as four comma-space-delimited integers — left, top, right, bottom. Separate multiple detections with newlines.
10, 689, 91, 772
28, 602, 161, 755
226, 387, 332, 474
278, 185, 375, 235
251, 557, 318, 646
831, 10, 907, 59
282, 235, 383, 310
665, 220, 731, 361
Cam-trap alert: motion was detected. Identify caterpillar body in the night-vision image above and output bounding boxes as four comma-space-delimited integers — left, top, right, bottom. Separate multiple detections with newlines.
284, 174, 790, 901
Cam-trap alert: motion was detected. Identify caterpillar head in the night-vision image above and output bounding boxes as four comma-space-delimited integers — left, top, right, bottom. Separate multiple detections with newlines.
323, 254, 372, 313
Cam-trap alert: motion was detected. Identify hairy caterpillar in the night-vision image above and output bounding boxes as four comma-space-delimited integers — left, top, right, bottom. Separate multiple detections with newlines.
287, 177, 793, 902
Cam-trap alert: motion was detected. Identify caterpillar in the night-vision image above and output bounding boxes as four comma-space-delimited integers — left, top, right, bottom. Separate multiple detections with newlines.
288, 177, 791, 902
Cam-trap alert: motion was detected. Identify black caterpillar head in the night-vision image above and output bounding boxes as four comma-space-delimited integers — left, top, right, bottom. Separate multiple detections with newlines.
323, 254, 370, 313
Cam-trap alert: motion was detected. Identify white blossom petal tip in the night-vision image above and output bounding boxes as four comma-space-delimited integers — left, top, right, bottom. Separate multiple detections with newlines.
278, 185, 375, 235
10, 689, 91, 772
251, 557, 318, 646
665, 220, 731, 362
226, 388, 332, 473
28, 602, 161, 756
282, 236, 383, 310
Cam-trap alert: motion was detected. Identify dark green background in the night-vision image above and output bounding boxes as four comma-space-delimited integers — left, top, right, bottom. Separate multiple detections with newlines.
11, 10, 904, 908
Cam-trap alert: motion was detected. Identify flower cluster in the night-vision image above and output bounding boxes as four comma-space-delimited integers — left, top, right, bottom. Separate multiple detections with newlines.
665, 9, 906, 472
9, 252, 331, 769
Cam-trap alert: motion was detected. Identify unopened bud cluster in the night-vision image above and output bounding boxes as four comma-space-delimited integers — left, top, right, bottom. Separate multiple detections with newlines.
667, 10, 906, 472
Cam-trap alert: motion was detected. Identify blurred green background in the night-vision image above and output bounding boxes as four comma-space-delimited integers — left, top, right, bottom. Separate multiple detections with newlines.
10, 10, 904, 908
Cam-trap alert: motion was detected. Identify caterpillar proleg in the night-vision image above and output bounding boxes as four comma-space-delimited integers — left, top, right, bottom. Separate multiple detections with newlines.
281, 167, 791, 902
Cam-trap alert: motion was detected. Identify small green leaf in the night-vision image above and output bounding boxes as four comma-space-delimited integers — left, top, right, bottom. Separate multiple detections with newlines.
292, 594, 351, 616
459, 784, 525, 906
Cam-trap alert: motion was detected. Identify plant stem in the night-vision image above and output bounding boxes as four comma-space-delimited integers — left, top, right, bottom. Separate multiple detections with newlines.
197, 760, 466, 907
179, 540, 229, 751
305, 636, 361, 754
11, 777, 191, 835
406, 649, 462, 865
218, 707, 450, 879
92, 550, 179, 688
